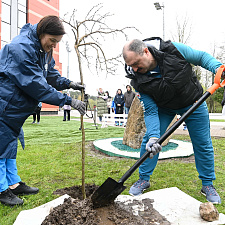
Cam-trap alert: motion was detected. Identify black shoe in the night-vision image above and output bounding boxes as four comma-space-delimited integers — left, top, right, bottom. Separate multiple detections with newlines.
0, 188, 23, 206
10, 182, 39, 196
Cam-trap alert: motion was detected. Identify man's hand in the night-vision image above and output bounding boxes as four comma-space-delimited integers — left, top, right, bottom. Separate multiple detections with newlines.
146, 138, 162, 159
69, 82, 85, 91
71, 99, 86, 115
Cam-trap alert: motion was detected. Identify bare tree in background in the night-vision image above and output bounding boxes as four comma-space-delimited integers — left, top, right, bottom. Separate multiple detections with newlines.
202, 43, 225, 113
62, 3, 137, 199
170, 14, 192, 44
216, 45, 225, 65
209, 43, 225, 112
170, 15, 224, 112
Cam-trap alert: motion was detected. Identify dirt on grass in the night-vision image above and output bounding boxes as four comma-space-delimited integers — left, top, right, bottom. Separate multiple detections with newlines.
41, 184, 170, 225
41, 142, 194, 225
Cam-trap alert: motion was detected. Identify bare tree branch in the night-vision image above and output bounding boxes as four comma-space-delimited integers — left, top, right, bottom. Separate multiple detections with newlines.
61, 3, 139, 199
170, 14, 192, 44
61, 3, 139, 76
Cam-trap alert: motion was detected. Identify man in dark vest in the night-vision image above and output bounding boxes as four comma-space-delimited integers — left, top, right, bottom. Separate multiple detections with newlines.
122, 37, 222, 204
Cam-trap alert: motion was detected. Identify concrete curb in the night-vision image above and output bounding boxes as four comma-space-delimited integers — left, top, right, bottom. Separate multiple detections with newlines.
93, 138, 193, 159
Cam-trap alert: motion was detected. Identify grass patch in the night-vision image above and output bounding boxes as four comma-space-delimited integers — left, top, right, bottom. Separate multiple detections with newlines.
1, 116, 224, 224
210, 119, 225, 122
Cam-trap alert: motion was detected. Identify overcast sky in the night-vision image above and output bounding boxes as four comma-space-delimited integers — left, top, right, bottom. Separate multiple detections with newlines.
59, 0, 225, 96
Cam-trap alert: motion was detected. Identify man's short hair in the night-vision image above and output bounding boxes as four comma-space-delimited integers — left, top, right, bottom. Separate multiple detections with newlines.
128, 39, 147, 55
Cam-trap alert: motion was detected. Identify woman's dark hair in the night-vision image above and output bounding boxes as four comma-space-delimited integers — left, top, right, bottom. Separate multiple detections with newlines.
37, 15, 65, 62
105, 91, 111, 98
37, 15, 65, 38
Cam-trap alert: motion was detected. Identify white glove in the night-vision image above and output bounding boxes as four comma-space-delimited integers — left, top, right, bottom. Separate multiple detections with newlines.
71, 99, 86, 115
146, 138, 162, 159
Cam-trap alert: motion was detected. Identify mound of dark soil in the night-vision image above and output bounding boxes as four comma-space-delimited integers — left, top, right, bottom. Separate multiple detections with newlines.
41, 184, 170, 225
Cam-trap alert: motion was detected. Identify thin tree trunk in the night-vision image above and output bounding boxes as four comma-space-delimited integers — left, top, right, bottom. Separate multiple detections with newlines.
75, 46, 86, 200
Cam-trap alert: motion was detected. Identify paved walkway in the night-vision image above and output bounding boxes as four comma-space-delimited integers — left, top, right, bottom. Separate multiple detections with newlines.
59, 110, 225, 138
14, 190, 225, 225
174, 121, 225, 138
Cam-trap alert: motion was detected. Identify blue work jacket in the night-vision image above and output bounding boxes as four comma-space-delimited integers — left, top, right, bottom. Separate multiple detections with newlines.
0, 23, 72, 158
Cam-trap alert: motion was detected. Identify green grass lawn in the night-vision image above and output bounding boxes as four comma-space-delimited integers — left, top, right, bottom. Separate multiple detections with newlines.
210, 119, 225, 122
1, 116, 225, 225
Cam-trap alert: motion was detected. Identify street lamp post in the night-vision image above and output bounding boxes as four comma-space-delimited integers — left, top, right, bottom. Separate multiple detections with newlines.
154, 2, 165, 40
65, 41, 71, 79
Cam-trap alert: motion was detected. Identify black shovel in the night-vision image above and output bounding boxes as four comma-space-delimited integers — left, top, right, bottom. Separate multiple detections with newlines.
91, 65, 225, 208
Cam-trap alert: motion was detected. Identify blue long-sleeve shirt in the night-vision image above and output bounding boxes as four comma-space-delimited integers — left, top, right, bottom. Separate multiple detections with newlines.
140, 42, 222, 140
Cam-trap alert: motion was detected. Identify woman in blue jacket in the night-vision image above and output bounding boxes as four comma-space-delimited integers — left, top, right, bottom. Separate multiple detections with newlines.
0, 15, 86, 206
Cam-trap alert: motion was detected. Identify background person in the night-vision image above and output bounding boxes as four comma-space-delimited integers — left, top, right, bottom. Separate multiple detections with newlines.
124, 84, 135, 126
111, 90, 118, 114
0, 15, 85, 206
63, 93, 72, 121
123, 37, 222, 204
63, 103, 71, 121
124, 85, 135, 114
32, 102, 42, 124
96, 88, 108, 123
105, 91, 112, 114
114, 88, 125, 126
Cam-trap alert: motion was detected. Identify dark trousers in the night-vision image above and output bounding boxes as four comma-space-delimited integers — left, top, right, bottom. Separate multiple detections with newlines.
115, 106, 124, 124
63, 110, 70, 121
33, 107, 41, 122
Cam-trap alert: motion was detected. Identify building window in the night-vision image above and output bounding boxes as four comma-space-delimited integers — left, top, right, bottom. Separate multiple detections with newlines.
1, 1, 11, 47
18, 0, 26, 11
1, 0, 27, 47
2, 3, 11, 24
18, 10, 26, 29
18, 0, 27, 29
1, 22, 11, 47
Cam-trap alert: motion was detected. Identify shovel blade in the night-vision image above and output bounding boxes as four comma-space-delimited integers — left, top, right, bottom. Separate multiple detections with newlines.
91, 177, 126, 208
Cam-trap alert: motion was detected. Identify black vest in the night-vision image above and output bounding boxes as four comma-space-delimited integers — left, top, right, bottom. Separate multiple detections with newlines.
126, 37, 203, 109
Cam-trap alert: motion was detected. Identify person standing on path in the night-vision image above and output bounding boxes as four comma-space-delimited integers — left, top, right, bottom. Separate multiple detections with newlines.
97, 88, 108, 123
124, 85, 136, 114
32, 102, 42, 124
63, 93, 72, 121
114, 89, 125, 126
105, 91, 112, 114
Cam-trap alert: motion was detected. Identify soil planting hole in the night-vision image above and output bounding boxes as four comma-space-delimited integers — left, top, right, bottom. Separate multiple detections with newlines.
41, 184, 170, 225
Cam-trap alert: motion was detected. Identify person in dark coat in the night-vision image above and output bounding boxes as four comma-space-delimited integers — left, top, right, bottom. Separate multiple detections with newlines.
114, 89, 125, 126
124, 85, 135, 114
32, 102, 42, 124
0, 15, 86, 206
63, 93, 72, 121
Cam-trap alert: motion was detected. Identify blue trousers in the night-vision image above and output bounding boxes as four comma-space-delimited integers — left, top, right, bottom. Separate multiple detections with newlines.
139, 102, 215, 186
0, 159, 21, 192
125, 107, 130, 114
